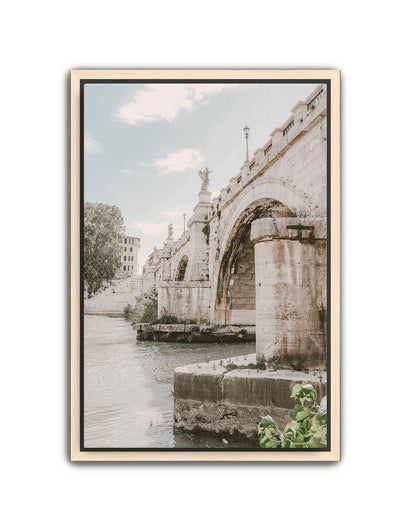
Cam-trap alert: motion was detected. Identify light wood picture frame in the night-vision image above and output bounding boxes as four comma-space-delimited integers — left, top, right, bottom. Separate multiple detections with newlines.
71, 69, 340, 461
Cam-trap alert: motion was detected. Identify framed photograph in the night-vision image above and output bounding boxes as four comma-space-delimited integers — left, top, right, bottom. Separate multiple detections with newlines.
71, 70, 340, 461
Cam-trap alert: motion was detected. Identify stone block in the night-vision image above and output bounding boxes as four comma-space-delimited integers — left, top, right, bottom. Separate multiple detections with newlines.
174, 354, 326, 438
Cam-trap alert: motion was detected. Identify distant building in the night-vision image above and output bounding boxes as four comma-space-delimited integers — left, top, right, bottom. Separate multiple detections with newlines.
120, 235, 140, 276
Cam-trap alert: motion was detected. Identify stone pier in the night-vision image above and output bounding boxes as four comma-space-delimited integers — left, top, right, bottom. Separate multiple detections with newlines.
251, 217, 327, 370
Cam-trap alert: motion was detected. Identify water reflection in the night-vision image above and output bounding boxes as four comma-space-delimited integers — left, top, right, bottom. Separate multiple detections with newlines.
84, 315, 256, 448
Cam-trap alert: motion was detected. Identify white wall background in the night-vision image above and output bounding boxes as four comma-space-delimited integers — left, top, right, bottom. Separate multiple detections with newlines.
1, 1, 414, 518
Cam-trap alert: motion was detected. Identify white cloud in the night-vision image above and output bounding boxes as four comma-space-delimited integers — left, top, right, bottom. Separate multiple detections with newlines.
152, 148, 204, 174
115, 84, 240, 125
84, 132, 102, 154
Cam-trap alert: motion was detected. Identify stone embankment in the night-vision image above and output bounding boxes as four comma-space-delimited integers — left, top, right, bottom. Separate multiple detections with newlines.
174, 353, 327, 439
84, 274, 142, 316
133, 323, 255, 343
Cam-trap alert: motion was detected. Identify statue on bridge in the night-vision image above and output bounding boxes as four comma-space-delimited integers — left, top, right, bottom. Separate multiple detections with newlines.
168, 222, 174, 239
199, 167, 212, 191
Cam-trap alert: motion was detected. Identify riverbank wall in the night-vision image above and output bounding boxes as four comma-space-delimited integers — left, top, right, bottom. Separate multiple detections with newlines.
174, 353, 326, 440
133, 323, 255, 343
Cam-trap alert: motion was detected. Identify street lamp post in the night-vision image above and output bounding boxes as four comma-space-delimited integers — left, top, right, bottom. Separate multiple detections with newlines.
243, 126, 250, 163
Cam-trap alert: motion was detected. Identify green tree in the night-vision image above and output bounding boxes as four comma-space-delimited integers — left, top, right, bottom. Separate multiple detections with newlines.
84, 202, 124, 297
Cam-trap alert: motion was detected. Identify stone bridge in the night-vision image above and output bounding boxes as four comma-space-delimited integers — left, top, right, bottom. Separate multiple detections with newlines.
140, 84, 328, 369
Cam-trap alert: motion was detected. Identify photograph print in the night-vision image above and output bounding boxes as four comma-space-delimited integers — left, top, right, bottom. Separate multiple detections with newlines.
71, 70, 340, 461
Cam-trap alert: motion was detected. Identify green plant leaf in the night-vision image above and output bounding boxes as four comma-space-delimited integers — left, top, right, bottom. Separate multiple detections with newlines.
312, 411, 327, 427
295, 408, 311, 422
260, 436, 279, 449
307, 435, 327, 448
259, 415, 276, 429
284, 420, 300, 435
290, 439, 305, 448
291, 383, 302, 398
293, 404, 303, 418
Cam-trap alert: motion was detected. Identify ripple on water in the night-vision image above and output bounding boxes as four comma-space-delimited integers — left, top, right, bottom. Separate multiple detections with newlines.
84, 315, 256, 448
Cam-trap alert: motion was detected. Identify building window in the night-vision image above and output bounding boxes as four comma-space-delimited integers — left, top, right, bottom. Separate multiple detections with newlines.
124, 238, 127, 244
123, 265, 126, 271
130, 247, 133, 252
124, 256, 127, 261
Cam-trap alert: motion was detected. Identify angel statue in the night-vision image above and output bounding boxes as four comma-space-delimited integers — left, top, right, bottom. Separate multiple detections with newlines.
168, 222, 174, 239
199, 167, 212, 191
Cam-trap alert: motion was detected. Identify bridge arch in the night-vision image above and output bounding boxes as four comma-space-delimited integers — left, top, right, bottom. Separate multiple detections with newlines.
213, 197, 293, 325
216, 178, 305, 258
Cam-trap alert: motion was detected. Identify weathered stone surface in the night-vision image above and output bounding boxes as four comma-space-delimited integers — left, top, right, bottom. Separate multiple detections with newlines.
134, 324, 255, 343
252, 217, 327, 369
174, 399, 294, 439
132, 323, 256, 334
174, 354, 326, 438
250, 217, 327, 242
158, 281, 211, 323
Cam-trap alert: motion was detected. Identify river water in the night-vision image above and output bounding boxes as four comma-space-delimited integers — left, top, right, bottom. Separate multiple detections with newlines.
84, 315, 256, 449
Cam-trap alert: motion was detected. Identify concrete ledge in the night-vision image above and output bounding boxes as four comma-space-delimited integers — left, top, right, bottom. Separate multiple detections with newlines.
174, 354, 326, 439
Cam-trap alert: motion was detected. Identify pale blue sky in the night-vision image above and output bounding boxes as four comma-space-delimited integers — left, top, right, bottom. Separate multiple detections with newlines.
84, 82, 318, 268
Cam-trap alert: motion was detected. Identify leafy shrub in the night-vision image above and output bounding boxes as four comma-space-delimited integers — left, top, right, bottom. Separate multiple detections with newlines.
247, 362, 266, 370
141, 300, 158, 323
153, 314, 179, 324
123, 304, 132, 320
131, 306, 142, 323
258, 382, 327, 449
